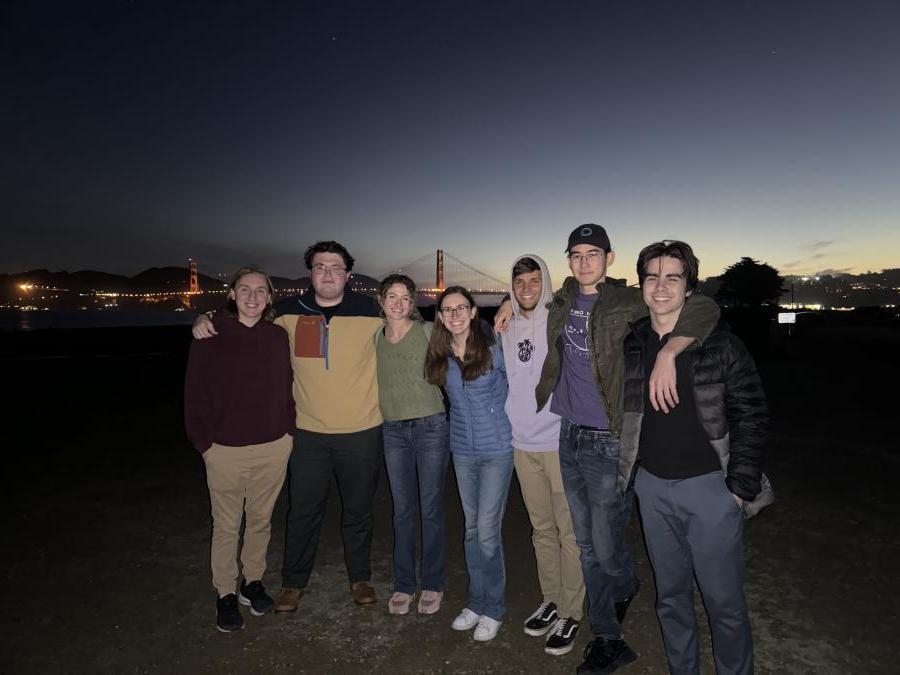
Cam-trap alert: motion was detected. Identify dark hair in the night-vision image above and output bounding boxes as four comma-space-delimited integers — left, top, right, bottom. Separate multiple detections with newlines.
512, 256, 541, 279
223, 266, 277, 322
636, 240, 700, 291
378, 273, 422, 321
304, 241, 355, 272
424, 285, 493, 385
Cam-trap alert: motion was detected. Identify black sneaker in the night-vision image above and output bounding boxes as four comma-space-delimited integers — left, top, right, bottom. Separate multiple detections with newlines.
615, 580, 640, 624
576, 637, 637, 674
524, 601, 558, 636
216, 593, 244, 632
545, 617, 579, 656
239, 579, 274, 616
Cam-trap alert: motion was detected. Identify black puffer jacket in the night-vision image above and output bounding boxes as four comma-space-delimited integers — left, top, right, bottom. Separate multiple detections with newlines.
618, 318, 769, 507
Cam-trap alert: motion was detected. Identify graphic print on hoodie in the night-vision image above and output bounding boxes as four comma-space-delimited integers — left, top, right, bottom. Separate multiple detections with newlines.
499, 254, 562, 452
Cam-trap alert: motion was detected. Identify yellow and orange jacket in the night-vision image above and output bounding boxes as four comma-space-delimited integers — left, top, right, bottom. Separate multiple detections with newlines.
274, 289, 382, 434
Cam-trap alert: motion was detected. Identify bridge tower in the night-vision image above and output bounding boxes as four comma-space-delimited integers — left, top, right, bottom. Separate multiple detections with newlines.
435, 249, 444, 291
188, 259, 200, 293
184, 258, 199, 308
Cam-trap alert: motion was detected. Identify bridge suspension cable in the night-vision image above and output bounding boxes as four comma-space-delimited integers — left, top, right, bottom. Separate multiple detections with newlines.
390, 250, 506, 292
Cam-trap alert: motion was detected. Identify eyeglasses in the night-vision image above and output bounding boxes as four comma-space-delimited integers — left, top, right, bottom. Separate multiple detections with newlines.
311, 264, 347, 276
568, 251, 604, 264
440, 304, 471, 316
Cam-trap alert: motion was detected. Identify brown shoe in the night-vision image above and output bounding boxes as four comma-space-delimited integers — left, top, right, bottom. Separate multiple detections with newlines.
274, 587, 303, 612
350, 581, 377, 605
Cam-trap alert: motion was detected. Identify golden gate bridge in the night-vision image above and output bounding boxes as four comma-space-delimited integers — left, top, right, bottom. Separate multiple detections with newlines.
381, 249, 507, 295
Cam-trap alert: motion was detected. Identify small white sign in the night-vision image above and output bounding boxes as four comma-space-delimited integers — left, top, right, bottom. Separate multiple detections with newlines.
777, 312, 796, 324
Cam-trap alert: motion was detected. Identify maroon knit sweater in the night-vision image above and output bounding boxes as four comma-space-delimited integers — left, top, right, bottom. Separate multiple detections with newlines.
184, 316, 295, 453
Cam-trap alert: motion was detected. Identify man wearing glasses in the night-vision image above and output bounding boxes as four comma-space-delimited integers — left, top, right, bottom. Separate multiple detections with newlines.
192, 241, 383, 610
534, 224, 720, 674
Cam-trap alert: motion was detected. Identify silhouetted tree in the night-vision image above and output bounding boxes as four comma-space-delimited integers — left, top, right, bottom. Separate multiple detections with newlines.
715, 257, 785, 308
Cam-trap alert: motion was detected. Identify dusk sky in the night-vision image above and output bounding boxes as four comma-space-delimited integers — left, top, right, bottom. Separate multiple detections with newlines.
3, 0, 898, 287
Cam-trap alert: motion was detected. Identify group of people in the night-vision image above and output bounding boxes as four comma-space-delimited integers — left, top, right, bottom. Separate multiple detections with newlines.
183, 223, 771, 675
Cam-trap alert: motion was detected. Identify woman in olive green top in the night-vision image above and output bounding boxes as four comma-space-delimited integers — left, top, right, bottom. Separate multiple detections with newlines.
376, 274, 449, 617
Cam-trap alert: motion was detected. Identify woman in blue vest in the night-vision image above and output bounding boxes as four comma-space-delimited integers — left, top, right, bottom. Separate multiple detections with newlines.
425, 285, 513, 642
376, 274, 449, 617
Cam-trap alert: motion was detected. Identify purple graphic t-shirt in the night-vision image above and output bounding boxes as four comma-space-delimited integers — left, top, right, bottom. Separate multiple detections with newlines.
549, 291, 611, 429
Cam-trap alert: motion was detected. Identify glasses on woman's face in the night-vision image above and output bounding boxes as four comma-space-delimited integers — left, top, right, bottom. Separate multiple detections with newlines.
440, 303, 471, 317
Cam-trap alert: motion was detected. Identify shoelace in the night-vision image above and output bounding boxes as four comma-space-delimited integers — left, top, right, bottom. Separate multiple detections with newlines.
532, 601, 555, 620
551, 618, 573, 637
582, 639, 596, 660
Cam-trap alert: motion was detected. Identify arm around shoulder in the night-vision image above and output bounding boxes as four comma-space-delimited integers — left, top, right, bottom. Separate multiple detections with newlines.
670, 293, 720, 344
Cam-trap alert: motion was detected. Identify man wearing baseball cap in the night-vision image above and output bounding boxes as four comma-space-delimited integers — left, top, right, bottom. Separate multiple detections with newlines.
534, 224, 721, 674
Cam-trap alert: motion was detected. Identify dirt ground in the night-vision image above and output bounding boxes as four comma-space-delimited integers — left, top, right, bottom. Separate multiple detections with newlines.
4, 325, 899, 674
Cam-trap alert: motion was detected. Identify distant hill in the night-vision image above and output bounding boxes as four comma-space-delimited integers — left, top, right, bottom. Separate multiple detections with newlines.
1, 267, 220, 294
1, 266, 382, 297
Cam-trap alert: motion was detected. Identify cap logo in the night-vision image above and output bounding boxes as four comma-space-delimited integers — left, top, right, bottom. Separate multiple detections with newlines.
580, 226, 593, 237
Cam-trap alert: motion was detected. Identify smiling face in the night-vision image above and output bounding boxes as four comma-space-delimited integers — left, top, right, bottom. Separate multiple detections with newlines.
230, 272, 271, 326
641, 255, 690, 324
568, 244, 615, 294
438, 292, 476, 339
379, 282, 415, 321
309, 251, 349, 305
513, 269, 542, 316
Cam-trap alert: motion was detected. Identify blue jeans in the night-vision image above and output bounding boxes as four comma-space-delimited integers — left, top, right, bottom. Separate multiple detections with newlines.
383, 413, 450, 594
558, 419, 637, 639
452, 452, 514, 621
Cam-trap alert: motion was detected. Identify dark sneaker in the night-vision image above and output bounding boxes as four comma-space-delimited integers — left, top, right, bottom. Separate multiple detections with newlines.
576, 637, 637, 674
615, 581, 640, 624
216, 593, 244, 632
239, 579, 274, 616
524, 601, 558, 636
545, 617, 580, 656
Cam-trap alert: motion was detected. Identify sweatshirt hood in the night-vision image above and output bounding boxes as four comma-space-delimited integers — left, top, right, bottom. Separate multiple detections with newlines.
501, 253, 561, 451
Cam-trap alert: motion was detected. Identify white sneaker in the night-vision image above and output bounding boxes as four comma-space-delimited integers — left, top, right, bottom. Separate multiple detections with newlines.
473, 616, 502, 641
452, 608, 481, 631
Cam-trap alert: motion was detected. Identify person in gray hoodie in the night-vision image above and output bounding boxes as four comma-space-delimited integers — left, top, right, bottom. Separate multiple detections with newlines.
500, 255, 586, 657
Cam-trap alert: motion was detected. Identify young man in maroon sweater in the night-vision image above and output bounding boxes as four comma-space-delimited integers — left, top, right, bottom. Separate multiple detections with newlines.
185, 267, 295, 632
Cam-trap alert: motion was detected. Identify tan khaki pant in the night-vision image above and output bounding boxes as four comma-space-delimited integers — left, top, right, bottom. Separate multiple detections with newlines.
203, 434, 293, 595
514, 448, 585, 620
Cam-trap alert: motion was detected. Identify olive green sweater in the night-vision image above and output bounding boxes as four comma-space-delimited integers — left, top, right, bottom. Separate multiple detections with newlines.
376, 322, 445, 422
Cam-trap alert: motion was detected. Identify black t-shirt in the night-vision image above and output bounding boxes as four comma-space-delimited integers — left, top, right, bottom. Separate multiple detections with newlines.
638, 331, 721, 479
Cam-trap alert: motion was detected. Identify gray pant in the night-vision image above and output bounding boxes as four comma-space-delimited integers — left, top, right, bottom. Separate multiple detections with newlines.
634, 467, 753, 675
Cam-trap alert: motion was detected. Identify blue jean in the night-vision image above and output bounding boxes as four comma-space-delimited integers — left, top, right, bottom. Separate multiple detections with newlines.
383, 413, 450, 594
558, 419, 637, 639
635, 468, 752, 675
452, 452, 514, 621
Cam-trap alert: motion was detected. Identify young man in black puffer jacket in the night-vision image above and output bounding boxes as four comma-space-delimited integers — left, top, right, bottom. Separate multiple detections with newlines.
618, 240, 771, 675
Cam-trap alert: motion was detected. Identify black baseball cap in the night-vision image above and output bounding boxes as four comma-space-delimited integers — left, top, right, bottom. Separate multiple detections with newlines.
566, 223, 611, 253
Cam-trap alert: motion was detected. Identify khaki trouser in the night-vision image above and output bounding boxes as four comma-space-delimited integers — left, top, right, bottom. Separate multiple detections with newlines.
514, 448, 585, 620
203, 434, 293, 595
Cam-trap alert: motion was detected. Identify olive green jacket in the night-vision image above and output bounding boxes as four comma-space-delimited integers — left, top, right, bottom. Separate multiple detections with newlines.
535, 276, 720, 436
